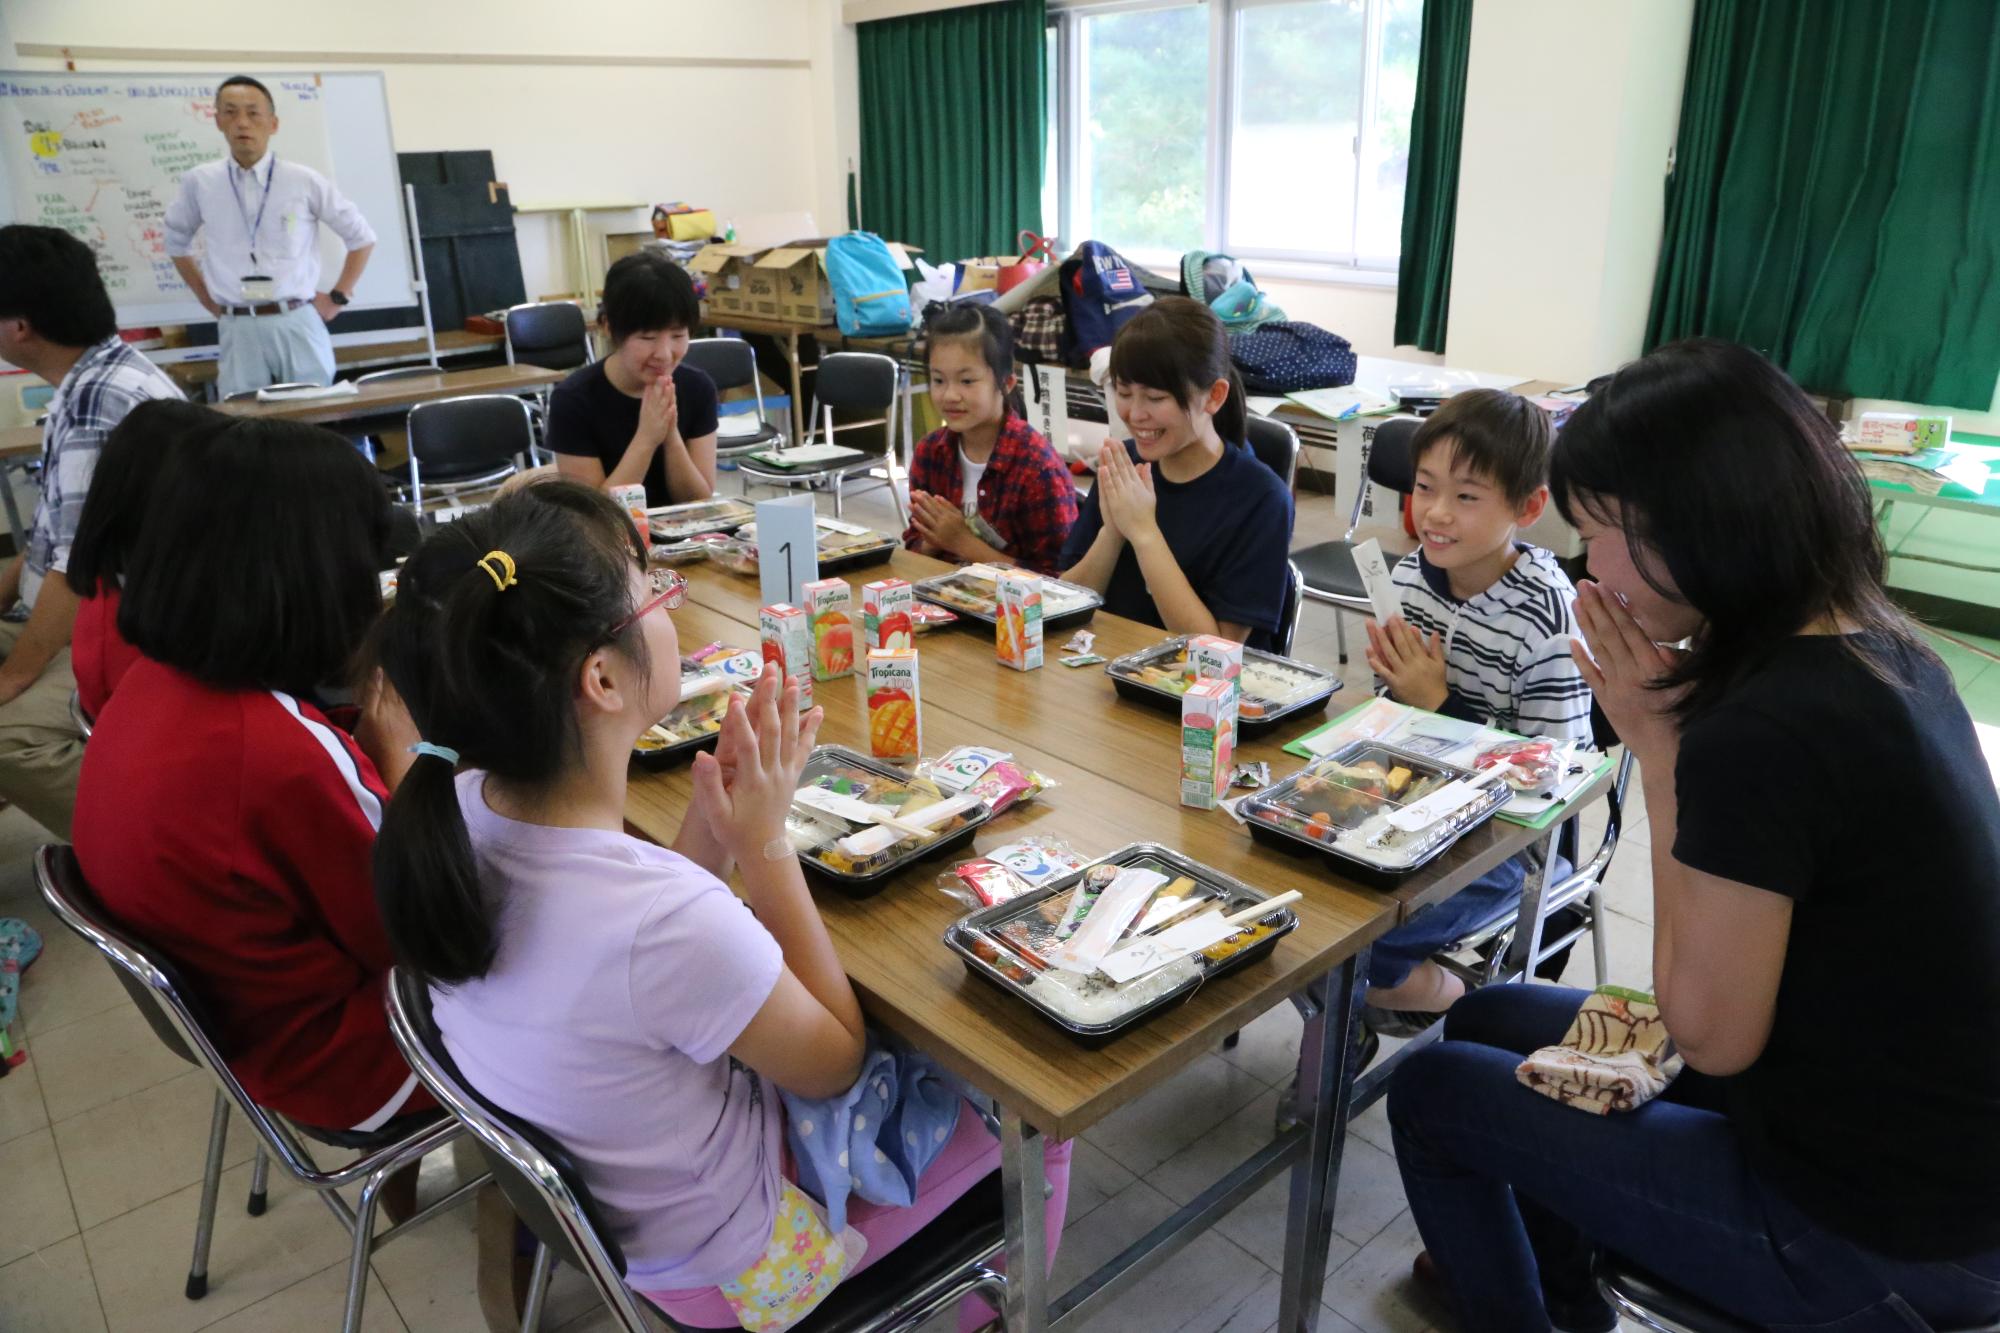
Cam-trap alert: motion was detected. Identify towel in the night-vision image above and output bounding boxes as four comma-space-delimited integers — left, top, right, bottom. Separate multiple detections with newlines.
779, 1036, 974, 1232
1515, 985, 1683, 1115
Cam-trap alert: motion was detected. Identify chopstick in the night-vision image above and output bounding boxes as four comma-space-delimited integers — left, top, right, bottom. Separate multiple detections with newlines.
1220, 891, 1301, 929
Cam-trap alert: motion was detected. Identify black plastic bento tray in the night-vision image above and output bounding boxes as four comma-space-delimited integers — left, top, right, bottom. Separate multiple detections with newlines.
792, 744, 993, 898
1104, 637, 1342, 738
1242, 741, 1509, 890
943, 843, 1298, 1046
630, 684, 747, 771
812, 536, 898, 575
648, 499, 755, 542
911, 571, 1101, 633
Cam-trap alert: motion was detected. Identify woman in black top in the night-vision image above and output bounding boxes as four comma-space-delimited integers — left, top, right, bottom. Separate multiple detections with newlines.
1388, 338, 2000, 1332
547, 251, 719, 507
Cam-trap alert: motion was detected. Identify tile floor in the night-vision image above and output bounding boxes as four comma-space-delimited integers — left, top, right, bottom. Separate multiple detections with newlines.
3, 476, 1994, 1332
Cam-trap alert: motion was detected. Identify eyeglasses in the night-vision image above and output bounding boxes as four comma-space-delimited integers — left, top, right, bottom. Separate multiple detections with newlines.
609, 568, 686, 635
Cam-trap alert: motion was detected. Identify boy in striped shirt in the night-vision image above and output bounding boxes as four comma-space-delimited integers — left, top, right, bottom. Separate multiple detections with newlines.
1360, 390, 1592, 1036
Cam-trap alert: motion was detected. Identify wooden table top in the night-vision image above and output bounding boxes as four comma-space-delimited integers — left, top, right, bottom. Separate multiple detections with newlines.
628, 559, 1604, 1139
165, 329, 507, 390
213, 363, 562, 425
0, 425, 42, 460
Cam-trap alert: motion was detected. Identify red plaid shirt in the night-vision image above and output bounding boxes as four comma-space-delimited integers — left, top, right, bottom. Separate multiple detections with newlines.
903, 411, 1078, 575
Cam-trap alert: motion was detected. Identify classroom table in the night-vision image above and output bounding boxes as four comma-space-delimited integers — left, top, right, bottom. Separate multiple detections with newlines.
163, 328, 507, 399
1871, 439, 2000, 576
212, 363, 562, 427
624, 553, 1609, 1331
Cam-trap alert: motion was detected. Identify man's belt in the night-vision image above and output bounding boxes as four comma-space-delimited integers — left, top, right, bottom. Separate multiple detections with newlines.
219, 298, 308, 317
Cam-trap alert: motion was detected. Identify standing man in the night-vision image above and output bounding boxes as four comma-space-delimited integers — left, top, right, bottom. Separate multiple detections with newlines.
164, 75, 376, 399
0, 226, 181, 836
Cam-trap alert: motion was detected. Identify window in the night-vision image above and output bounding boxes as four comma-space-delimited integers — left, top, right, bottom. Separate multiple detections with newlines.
1048, 0, 1422, 274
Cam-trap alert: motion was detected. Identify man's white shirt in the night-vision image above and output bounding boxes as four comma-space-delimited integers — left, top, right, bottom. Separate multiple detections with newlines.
163, 151, 375, 306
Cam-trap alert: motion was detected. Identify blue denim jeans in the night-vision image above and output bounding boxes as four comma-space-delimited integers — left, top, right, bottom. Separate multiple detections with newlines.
1368, 853, 1529, 990
1389, 985, 2000, 1332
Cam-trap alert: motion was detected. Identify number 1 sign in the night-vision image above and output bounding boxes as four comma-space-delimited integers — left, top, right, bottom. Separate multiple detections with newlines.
756, 495, 820, 609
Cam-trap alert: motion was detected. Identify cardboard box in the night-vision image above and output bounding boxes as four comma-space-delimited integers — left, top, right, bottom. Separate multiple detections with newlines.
688, 243, 767, 317
1187, 635, 1243, 682
748, 237, 923, 328
801, 577, 854, 681
1181, 678, 1238, 810
1856, 410, 1951, 455
862, 578, 914, 651
759, 603, 814, 710
866, 648, 922, 761
995, 569, 1044, 671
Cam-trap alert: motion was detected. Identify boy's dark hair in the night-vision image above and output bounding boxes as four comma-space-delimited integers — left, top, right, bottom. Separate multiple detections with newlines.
67, 400, 231, 597
118, 418, 396, 696
601, 252, 700, 345
372, 481, 651, 985
0, 226, 118, 348
1106, 296, 1249, 446
921, 303, 1026, 418
1408, 389, 1553, 506
1552, 336, 1933, 721
216, 75, 275, 112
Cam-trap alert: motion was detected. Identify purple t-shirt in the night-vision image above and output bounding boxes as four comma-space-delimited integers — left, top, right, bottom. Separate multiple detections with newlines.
433, 771, 785, 1289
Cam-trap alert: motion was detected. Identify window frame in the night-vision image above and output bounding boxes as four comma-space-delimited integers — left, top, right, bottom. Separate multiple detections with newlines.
1046, 0, 1412, 280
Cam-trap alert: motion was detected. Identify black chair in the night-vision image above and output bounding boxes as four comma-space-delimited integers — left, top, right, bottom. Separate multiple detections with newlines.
737, 351, 908, 526
1291, 415, 1422, 663
385, 968, 1010, 1332
505, 302, 595, 373
1244, 412, 1301, 493
1274, 560, 1305, 658
35, 847, 483, 1333
682, 337, 787, 478
378, 394, 536, 515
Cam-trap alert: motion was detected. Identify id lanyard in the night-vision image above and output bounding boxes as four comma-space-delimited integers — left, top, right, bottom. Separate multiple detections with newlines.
228, 155, 276, 267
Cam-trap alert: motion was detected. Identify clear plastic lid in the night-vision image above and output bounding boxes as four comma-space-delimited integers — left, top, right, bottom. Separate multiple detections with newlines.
915, 568, 1099, 620
1243, 742, 1495, 868
1107, 638, 1334, 715
648, 498, 756, 540
788, 747, 988, 880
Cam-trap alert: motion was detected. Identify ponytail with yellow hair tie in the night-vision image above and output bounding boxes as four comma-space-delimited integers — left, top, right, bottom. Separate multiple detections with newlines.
476, 550, 518, 592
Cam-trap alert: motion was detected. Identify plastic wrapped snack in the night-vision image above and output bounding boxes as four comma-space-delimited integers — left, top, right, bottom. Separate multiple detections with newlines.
1474, 738, 1566, 793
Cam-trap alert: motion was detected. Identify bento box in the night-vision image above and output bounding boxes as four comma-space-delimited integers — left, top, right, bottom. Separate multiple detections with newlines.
944, 843, 1299, 1045
697, 525, 899, 577
787, 745, 993, 897
1105, 637, 1342, 737
913, 565, 1100, 632
631, 644, 762, 770
648, 498, 755, 543
1241, 741, 1509, 888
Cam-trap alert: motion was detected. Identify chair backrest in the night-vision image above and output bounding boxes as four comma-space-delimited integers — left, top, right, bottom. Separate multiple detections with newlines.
354, 365, 443, 387
406, 395, 537, 472
505, 302, 594, 373
221, 381, 320, 403
1275, 559, 1305, 657
1365, 416, 1422, 492
811, 351, 900, 413
1243, 413, 1301, 493
33, 846, 324, 1176
68, 690, 92, 740
680, 337, 757, 394
385, 968, 658, 1330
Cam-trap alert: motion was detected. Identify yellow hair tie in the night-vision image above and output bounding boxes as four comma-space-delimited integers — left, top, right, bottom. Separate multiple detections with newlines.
476, 550, 518, 592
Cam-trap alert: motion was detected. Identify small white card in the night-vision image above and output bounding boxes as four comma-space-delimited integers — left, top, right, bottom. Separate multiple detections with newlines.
1096, 913, 1240, 984
1352, 538, 1400, 623
755, 495, 820, 609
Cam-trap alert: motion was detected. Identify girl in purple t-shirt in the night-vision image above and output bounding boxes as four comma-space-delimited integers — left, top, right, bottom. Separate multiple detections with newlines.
371, 481, 1069, 1326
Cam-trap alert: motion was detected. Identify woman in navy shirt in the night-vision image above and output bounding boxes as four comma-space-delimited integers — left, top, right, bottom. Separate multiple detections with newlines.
1060, 298, 1293, 649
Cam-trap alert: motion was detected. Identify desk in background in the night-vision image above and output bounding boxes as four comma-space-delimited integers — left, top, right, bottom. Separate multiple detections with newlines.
1870, 439, 2000, 578
213, 363, 560, 427
164, 329, 507, 401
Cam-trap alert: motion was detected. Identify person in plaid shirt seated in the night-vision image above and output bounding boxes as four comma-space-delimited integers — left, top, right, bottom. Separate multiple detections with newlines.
903, 304, 1076, 575
0, 226, 180, 836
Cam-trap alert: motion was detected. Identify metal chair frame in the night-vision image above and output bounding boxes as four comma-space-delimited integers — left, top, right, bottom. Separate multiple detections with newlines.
682, 337, 787, 464
34, 847, 485, 1333
387, 393, 539, 516
347, 365, 445, 464
736, 351, 909, 527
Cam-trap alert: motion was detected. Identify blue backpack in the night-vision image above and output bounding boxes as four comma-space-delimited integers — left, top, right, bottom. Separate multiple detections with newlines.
1058, 240, 1154, 365
826, 233, 913, 336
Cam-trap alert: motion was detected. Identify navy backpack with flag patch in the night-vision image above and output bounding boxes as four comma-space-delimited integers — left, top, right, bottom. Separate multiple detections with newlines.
1058, 240, 1153, 366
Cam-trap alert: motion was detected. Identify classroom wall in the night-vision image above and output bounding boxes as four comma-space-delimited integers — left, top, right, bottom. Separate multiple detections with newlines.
3, 0, 830, 304
1444, 0, 1695, 384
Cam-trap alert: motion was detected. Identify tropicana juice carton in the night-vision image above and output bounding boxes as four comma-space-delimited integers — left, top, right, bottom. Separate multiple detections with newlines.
861, 577, 914, 651
994, 568, 1044, 671
801, 576, 854, 680
866, 647, 922, 761
758, 603, 814, 710
1187, 634, 1243, 683
1180, 677, 1238, 809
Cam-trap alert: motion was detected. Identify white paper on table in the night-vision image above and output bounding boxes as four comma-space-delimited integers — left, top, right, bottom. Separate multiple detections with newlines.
1246, 395, 1289, 416
1940, 456, 1992, 492
1096, 913, 1241, 984
716, 415, 765, 439
674, 673, 734, 701
833, 795, 983, 857
255, 380, 360, 402
1050, 868, 1169, 970
1352, 539, 1400, 622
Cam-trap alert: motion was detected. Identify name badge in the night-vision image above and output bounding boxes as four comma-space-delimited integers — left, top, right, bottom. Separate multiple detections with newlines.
240, 274, 277, 304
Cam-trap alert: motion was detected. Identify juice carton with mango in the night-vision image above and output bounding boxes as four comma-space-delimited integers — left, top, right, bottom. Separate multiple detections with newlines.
866, 648, 922, 761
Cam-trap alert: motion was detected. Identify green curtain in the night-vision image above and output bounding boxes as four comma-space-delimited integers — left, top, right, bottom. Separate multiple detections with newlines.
1392, 0, 1474, 352
1648, 0, 2000, 408
858, 0, 1045, 262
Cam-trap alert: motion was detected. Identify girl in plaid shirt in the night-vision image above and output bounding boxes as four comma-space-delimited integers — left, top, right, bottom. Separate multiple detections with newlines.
904, 305, 1077, 575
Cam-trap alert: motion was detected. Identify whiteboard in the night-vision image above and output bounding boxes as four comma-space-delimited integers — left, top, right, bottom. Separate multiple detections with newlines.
0, 71, 415, 328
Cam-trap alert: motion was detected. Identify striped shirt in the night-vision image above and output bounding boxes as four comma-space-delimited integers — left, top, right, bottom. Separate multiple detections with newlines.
1383, 543, 1594, 744
24, 337, 182, 612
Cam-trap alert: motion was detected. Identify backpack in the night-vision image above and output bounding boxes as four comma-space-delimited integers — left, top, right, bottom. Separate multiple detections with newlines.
1180, 250, 1286, 333
825, 232, 912, 336
1229, 322, 1358, 393
1058, 240, 1153, 366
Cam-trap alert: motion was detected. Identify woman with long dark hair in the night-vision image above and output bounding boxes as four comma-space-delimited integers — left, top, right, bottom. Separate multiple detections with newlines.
1387, 338, 2000, 1330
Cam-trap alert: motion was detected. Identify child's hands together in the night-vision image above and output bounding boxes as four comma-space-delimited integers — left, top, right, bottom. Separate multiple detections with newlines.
909, 490, 975, 558
692, 663, 823, 864
1095, 439, 1157, 542
1366, 617, 1449, 711
640, 372, 680, 445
